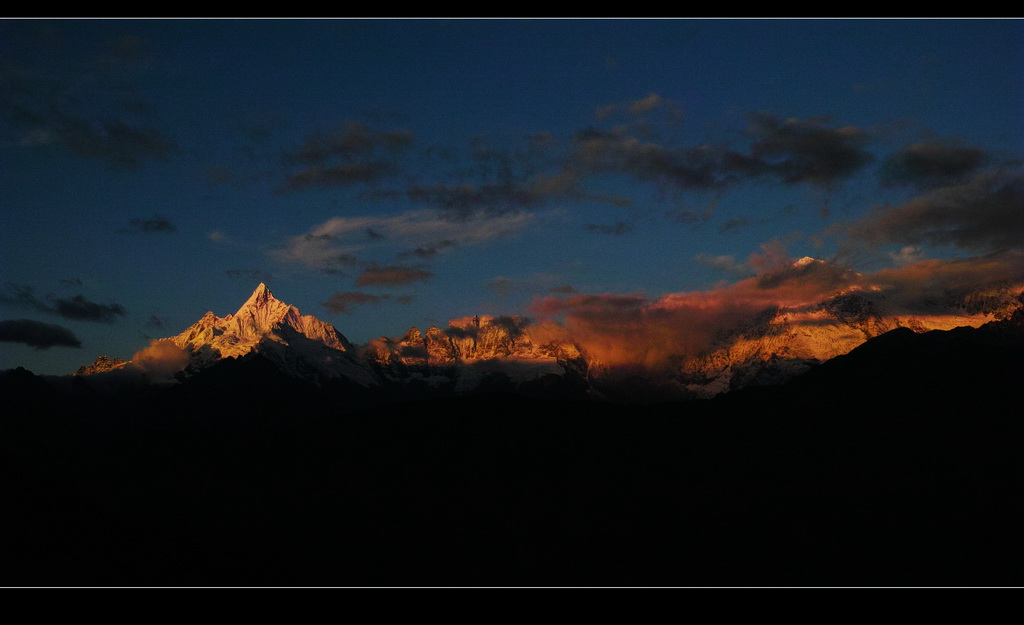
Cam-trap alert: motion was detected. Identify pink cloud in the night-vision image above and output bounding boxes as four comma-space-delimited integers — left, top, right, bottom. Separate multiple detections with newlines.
526, 250, 1024, 372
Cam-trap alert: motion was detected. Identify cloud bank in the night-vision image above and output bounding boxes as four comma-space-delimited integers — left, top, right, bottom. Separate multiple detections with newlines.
840, 167, 1024, 255
0, 319, 82, 349
529, 250, 1024, 372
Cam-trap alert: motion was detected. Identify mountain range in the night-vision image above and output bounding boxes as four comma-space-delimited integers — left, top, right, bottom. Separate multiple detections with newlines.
66, 262, 1024, 403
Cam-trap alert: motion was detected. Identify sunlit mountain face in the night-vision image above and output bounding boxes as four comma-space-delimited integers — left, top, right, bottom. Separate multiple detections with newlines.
64, 269, 1023, 403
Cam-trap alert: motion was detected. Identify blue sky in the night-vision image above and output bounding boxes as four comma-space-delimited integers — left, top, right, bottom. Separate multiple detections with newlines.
2, 18, 1022, 374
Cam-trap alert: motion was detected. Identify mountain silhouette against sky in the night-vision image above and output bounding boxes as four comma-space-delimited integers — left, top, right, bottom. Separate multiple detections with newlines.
60, 274, 1024, 404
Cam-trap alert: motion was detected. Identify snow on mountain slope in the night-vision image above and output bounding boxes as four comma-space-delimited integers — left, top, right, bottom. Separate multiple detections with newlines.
363, 314, 589, 394
71, 275, 1022, 401
675, 283, 1022, 398
168, 283, 379, 387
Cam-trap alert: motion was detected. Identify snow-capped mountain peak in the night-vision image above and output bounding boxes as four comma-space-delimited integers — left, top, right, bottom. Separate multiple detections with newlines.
166, 284, 376, 386
72, 281, 1023, 402
238, 281, 274, 310
229, 282, 301, 339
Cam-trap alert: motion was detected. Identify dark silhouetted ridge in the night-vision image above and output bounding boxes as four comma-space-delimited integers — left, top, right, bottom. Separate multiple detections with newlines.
1, 317, 1021, 586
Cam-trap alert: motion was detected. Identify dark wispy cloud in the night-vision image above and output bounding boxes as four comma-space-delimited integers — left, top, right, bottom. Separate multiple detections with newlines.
355, 264, 433, 287
0, 284, 127, 323
323, 292, 386, 314
281, 161, 397, 192
119, 214, 176, 234
486, 277, 515, 297
397, 239, 458, 260
583, 221, 633, 235
594, 92, 683, 122
279, 120, 414, 192
0, 319, 82, 349
548, 284, 579, 295
272, 101, 882, 242
486, 273, 576, 297
839, 167, 1024, 254
879, 139, 989, 189
54, 295, 128, 323
571, 127, 726, 192
866, 250, 1024, 314
399, 181, 549, 216
0, 33, 175, 170
665, 204, 716, 226
717, 217, 750, 234
693, 253, 755, 278
725, 112, 875, 186
365, 130, 634, 221
287, 120, 414, 166
58, 120, 175, 170
322, 291, 413, 314
566, 111, 875, 215
0, 284, 45, 313
382, 167, 605, 221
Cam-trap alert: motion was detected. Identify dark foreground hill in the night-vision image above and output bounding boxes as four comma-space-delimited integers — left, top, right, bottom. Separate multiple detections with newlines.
1, 317, 1021, 587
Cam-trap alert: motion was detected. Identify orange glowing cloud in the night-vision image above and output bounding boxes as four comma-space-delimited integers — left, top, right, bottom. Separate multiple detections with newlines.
130, 339, 191, 381
526, 250, 1024, 372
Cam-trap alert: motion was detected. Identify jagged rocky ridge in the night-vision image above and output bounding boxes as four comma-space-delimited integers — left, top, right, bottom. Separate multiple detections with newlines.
675, 283, 1024, 398
167, 283, 380, 389
73, 354, 128, 376
72, 270, 1024, 401
362, 314, 589, 397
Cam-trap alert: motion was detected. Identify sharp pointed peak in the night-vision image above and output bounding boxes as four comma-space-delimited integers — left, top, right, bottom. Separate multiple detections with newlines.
245, 282, 278, 302
235, 282, 285, 316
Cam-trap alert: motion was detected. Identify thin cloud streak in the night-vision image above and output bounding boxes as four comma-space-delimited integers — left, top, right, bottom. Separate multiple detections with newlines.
119, 214, 176, 234
322, 291, 413, 314
273, 208, 538, 271
355, 264, 433, 287
0, 284, 127, 323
